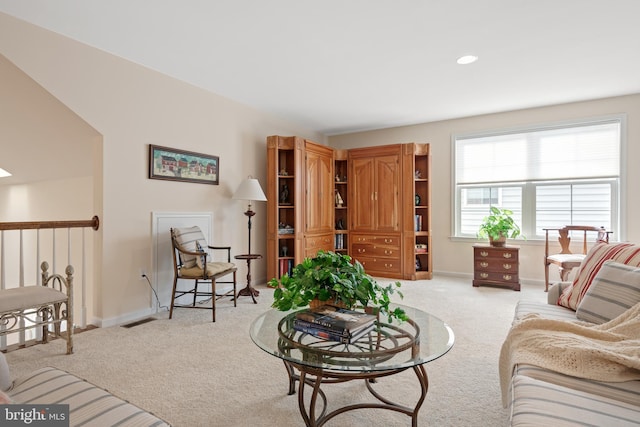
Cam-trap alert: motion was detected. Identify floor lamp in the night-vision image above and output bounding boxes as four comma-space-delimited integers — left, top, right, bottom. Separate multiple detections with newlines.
233, 177, 267, 302
233, 176, 267, 254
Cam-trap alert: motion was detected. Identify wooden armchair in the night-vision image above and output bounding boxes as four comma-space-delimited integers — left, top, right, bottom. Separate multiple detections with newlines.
543, 225, 612, 292
170, 226, 237, 322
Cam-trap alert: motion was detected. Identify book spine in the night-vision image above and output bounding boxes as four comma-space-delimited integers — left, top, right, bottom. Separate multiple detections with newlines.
293, 322, 352, 343
295, 317, 349, 335
294, 318, 348, 336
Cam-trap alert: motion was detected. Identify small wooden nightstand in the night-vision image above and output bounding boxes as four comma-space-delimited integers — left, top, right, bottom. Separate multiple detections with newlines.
472, 244, 520, 291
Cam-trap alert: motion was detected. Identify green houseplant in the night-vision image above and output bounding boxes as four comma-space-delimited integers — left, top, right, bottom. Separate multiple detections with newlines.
268, 250, 407, 323
477, 206, 522, 247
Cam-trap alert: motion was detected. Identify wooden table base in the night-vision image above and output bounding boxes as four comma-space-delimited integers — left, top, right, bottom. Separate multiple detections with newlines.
234, 254, 262, 304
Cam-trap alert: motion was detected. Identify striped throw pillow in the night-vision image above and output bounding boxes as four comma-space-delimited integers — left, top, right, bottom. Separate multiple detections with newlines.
173, 226, 207, 268
576, 261, 640, 324
557, 242, 640, 310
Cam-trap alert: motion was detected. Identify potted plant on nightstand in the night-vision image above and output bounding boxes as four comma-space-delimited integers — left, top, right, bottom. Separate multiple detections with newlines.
477, 206, 522, 247
267, 250, 407, 323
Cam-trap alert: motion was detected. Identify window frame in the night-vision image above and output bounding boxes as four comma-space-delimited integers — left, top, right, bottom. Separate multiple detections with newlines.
451, 115, 626, 241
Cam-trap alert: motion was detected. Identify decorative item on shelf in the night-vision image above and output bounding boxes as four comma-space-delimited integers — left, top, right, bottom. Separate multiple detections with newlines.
415, 194, 421, 206
278, 222, 294, 234
281, 246, 288, 257
279, 183, 290, 204
267, 250, 408, 323
233, 176, 267, 254
415, 257, 422, 270
477, 206, 522, 247
335, 174, 341, 182
279, 168, 288, 176
335, 189, 344, 207
336, 219, 345, 230
415, 244, 427, 254
415, 170, 422, 179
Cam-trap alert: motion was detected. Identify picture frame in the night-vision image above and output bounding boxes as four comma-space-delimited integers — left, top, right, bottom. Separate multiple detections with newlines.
148, 145, 219, 185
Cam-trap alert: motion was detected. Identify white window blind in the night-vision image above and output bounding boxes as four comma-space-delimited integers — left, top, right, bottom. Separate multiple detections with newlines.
453, 118, 622, 239
455, 121, 620, 185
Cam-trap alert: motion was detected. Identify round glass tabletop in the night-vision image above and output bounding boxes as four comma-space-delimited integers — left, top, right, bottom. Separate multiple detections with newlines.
250, 303, 454, 372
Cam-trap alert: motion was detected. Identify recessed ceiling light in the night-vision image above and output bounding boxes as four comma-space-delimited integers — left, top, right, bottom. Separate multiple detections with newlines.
457, 55, 478, 65
0, 167, 12, 178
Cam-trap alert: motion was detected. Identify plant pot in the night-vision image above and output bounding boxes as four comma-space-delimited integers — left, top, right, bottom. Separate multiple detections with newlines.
309, 298, 347, 310
489, 235, 507, 247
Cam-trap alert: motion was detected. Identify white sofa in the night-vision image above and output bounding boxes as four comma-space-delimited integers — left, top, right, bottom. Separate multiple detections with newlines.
1, 353, 169, 426
501, 241, 640, 427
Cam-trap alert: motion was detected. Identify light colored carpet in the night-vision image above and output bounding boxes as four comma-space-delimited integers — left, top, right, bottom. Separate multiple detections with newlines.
5, 275, 546, 426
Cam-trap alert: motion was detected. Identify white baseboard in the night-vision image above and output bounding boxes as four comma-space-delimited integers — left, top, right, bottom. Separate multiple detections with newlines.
90, 306, 160, 328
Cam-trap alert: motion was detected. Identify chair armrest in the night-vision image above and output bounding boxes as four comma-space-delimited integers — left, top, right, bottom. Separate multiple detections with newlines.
176, 247, 209, 258
547, 281, 572, 305
208, 246, 232, 262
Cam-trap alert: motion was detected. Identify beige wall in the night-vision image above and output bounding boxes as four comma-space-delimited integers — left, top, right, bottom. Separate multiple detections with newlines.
330, 94, 640, 285
0, 13, 324, 326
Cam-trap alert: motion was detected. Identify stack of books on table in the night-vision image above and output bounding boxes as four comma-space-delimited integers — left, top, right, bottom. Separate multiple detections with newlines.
293, 304, 376, 344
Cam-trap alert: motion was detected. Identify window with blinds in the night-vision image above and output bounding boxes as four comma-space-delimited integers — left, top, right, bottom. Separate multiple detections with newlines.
453, 118, 622, 239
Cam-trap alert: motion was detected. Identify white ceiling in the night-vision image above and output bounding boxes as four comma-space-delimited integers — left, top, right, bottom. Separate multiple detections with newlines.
1, 0, 639, 137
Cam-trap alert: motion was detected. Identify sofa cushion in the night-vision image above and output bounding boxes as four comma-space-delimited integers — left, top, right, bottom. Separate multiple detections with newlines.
509, 374, 640, 427
576, 261, 640, 324
9, 367, 169, 426
0, 352, 10, 392
514, 300, 577, 322
515, 364, 640, 407
558, 242, 640, 310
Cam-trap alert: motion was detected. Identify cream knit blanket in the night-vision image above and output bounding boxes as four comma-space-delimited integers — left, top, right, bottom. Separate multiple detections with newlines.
499, 302, 640, 406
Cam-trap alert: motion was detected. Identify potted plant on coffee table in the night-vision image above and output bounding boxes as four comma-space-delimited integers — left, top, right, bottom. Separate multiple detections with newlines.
267, 250, 407, 323
477, 206, 522, 247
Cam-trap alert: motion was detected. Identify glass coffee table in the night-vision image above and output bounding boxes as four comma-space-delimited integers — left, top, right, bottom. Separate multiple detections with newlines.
250, 304, 454, 427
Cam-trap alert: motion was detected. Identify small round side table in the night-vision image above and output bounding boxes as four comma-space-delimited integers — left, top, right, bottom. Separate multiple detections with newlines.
234, 253, 262, 304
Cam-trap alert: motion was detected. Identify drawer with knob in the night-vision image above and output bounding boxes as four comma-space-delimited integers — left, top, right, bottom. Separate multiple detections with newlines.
472, 244, 520, 291
350, 233, 402, 278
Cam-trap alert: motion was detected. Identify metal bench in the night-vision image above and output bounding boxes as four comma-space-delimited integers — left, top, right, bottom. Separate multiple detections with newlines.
0, 262, 73, 354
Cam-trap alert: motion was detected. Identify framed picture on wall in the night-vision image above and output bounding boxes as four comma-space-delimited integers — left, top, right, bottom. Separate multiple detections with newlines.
148, 144, 219, 185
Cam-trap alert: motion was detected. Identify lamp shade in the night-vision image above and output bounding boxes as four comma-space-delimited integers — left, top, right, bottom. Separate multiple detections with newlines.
233, 178, 267, 201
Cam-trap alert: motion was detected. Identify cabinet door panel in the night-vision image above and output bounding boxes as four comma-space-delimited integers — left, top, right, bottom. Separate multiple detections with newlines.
305, 148, 334, 233
350, 158, 375, 231
375, 155, 400, 231
304, 234, 333, 258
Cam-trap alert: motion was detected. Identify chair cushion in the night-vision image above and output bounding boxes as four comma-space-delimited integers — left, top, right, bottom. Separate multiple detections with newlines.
173, 226, 208, 268
547, 253, 585, 264
558, 242, 640, 310
0, 286, 67, 313
576, 261, 640, 324
179, 262, 235, 279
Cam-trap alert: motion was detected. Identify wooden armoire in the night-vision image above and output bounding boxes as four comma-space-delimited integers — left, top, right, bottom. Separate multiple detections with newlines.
266, 136, 432, 281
